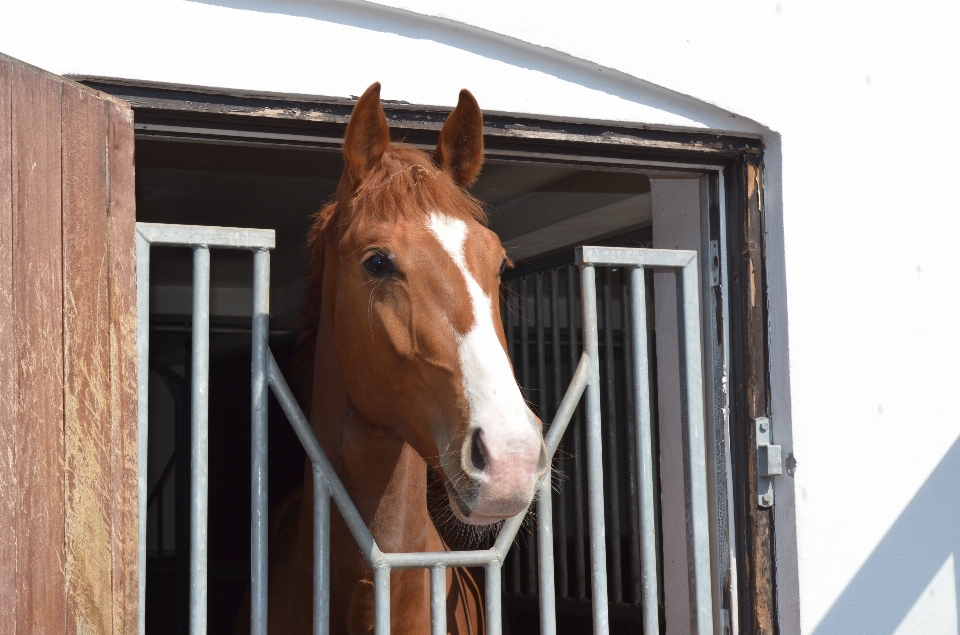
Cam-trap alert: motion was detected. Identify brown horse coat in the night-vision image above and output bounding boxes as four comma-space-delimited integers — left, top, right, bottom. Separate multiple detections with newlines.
239, 83, 546, 635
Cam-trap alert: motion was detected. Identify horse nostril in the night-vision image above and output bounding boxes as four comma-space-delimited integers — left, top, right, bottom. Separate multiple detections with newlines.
470, 428, 487, 473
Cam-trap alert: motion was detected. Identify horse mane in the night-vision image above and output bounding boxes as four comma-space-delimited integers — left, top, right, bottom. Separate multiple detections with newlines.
293, 145, 488, 414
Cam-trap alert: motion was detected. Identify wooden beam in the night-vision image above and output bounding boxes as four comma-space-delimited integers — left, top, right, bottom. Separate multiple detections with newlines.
0, 52, 17, 635
107, 97, 139, 635
12, 56, 66, 635
62, 81, 113, 635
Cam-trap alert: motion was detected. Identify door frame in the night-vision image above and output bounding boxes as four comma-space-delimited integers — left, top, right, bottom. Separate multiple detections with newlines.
75, 75, 777, 635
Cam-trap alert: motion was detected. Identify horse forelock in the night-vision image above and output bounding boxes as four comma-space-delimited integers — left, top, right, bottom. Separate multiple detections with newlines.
346, 146, 487, 227
294, 144, 488, 415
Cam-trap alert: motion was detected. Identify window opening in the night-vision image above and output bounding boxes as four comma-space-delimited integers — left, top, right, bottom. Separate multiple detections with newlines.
121, 97, 751, 634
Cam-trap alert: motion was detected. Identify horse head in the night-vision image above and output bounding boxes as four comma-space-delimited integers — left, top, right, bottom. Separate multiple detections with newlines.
317, 83, 548, 525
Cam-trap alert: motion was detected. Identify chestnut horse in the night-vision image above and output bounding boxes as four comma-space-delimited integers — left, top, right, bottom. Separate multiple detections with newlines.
262, 84, 548, 634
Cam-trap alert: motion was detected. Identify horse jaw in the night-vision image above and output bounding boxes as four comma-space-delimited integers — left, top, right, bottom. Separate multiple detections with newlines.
426, 213, 548, 525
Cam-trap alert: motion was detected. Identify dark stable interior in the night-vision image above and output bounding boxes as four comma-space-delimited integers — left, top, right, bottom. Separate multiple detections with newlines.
140, 138, 657, 634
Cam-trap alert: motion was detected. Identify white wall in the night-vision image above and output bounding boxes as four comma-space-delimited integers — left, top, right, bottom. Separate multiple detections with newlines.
4, 2, 960, 634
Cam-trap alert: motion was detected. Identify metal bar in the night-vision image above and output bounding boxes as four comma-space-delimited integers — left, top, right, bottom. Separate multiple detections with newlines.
505, 280, 515, 362
486, 561, 503, 635
577, 246, 695, 269
157, 479, 164, 555
266, 352, 381, 564
631, 267, 660, 635
601, 269, 623, 604
374, 567, 391, 635
621, 275, 642, 605
544, 355, 590, 457
538, 475, 556, 635
515, 275, 529, 594
383, 550, 498, 569
177, 340, 192, 635
717, 171, 742, 635
313, 465, 331, 635
190, 246, 211, 635
504, 278, 522, 597
491, 354, 587, 560
549, 269, 568, 598
137, 222, 275, 250
509, 532, 521, 594
535, 272, 547, 417
251, 249, 270, 635
579, 265, 610, 635
530, 273, 545, 595
678, 261, 714, 635
495, 511, 528, 557
136, 229, 150, 635
505, 281, 519, 595
519, 276, 530, 396
567, 265, 587, 600
431, 566, 447, 635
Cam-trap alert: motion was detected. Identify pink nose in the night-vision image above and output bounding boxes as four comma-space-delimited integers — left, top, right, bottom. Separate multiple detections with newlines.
461, 427, 548, 518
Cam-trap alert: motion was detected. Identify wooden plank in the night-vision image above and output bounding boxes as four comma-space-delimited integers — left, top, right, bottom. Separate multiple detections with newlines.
61, 81, 113, 635
106, 97, 139, 635
0, 54, 17, 635
11, 58, 66, 634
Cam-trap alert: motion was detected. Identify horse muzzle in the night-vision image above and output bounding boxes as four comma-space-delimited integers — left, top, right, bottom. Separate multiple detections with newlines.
443, 425, 548, 525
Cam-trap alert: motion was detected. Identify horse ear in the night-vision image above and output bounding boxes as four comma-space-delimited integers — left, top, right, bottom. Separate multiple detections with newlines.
342, 82, 390, 184
434, 89, 484, 187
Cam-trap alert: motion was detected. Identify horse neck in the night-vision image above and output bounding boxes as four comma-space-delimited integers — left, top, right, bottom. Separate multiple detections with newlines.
307, 248, 435, 554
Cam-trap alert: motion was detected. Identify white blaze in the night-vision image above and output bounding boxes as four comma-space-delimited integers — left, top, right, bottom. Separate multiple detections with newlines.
426, 213, 538, 459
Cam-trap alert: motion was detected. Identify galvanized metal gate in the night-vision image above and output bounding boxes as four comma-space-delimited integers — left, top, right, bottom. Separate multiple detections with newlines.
136, 222, 714, 635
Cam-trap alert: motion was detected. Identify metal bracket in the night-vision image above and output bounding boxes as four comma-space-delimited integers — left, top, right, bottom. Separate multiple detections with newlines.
756, 417, 782, 507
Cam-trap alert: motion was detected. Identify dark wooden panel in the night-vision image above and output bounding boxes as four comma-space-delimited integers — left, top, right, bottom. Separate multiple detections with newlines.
743, 159, 776, 635
0, 54, 17, 635
106, 97, 139, 635
727, 156, 777, 635
12, 58, 66, 634
73, 77, 763, 166
62, 81, 113, 635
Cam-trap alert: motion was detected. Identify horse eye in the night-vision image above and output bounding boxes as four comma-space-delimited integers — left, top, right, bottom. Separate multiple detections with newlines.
364, 252, 393, 276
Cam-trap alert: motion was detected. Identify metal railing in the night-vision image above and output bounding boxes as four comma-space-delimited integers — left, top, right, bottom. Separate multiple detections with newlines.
136, 223, 714, 635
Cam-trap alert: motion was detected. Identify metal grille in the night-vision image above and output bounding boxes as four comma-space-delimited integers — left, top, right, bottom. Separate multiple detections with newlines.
501, 263, 662, 625
136, 223, 714, 635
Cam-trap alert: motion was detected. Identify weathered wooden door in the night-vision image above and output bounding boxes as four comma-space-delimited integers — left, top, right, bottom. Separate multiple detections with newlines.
0, 53, 138, 634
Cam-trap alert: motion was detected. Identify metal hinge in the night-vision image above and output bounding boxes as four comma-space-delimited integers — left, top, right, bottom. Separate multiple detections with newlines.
756, 417, 782, 507
709, 240, 720, 287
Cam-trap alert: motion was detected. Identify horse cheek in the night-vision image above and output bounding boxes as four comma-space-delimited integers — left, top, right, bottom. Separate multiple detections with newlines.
338, 281, 404, 393
374, 291, 416, 365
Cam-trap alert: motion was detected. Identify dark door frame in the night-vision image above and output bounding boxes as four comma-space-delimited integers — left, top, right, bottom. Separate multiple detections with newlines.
74, 75, 777, 635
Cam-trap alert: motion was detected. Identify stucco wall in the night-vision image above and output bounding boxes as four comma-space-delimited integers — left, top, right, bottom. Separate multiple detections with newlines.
3, 2, 959, 634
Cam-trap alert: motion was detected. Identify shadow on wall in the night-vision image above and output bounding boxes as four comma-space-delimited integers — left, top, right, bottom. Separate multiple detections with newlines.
813, 435, 960, 635
188, 0, 754, 132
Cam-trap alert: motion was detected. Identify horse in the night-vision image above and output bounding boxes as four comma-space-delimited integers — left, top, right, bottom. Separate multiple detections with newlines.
261, 83, 548, 634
